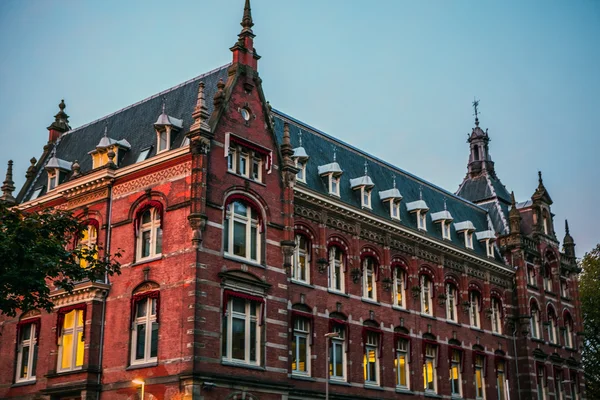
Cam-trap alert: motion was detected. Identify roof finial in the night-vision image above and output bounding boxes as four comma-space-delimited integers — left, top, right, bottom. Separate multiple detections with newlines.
419, 185, 423, 200
565, 219, 570, 235
103, 122, 108, 138
510, 191, 516, 207
538, 170, 543, 185
298, 130, 303, 147
162, 96, 166, 114
364, 160, 368, 176
332, 145, 337, 162
472, 97, 480, 126
392, 175, 396, 189
0, 160, 16, 204
241, 0, 254, 31
443, 197, 447, 211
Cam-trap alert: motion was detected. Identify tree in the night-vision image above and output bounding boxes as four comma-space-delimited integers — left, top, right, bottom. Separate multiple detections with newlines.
580, 244, 600, 398
0, 203, 121, 317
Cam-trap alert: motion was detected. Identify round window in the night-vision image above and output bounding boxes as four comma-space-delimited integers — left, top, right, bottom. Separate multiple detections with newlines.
240, 108, 251, 121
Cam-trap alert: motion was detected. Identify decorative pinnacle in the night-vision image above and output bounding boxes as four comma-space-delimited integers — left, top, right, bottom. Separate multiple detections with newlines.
192, 81, 210, 130
298, 130, 303, 147
565, 219, 570, 235
241, 0, 254, 31
283, 122, 291, 145
59, 99, 66, 111
538, 170, 543, 186
510, 191, 516, 207
1, 160, 16, 203
472, 98, 480, 126
332, 145, 337, 162
48, 99, 70, 133
364, 160, 368, 176
25, 157, 37, 180
392, 175, 396, 189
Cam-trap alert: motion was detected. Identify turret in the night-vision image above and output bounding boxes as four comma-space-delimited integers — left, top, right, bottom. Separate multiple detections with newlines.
47, 100, 71, 143
0, 160, 16, 205
563, 219, 576, 258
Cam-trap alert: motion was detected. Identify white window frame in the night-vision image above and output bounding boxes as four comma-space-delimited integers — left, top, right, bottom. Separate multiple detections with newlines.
291, 317, 310, 376
224, 201, 261, 263
555, 369, 565, 400
57, 310, 84, 373
79, 224, 98, 268
474, 354, 486, 399
543, 216, 549, 235
527, 266, 536, 286
560, 280, 568, 298
485, 239, 494, 257
465, 232, 474, 249
136, 208, 163, 261
449, 349, 462, 397
393, 267, 406, 308
228, 147, 264, 183
292, 234, 309, 284
156, 128, 170, 153
362, 258, 377, 301
491, 298, 502, 334
131, 296, 158, 365
417, 210, 427, 231
470, 291, 481, 328
441, 220, 451, 240
564, 318, 574, 348
543, 267, 553, 292
548, 313, 559, 344
531, 306, 541, 339
537, 367, 547, 400
390, 200, 401, 220
363, 332, 379, 385
328, 246, 345, 293
48, 170, 58, 190
222, 297, 261, 366
446, 284, 458, 323
328, 174, 340, 197
361, 187, 372, 209
421, 275, 433, 316
15, 321, 37, 383
330, 325, 346, 381
395, 338, 410, 389
497, 359, 507, 400
295, 160, 306, 183
423, 344, 437, 393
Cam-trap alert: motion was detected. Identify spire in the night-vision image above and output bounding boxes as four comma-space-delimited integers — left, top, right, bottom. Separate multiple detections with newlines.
473, 97, 480, 127
230, 0, 260, 70
190, 81, 211, 135
509, 191, 521, 234
241, 0, 254, 34
565, 219, 570, 235
563, 219, 576, 258
0, 160, 16, 204
532, 170, 553, 204
47, 99, 71, 143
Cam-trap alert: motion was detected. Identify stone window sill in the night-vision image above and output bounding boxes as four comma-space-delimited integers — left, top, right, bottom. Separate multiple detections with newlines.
126, 361, 158, 370
11, 380, 37, 388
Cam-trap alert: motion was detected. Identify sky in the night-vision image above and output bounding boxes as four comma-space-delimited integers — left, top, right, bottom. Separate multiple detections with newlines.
0, 0, 598, 257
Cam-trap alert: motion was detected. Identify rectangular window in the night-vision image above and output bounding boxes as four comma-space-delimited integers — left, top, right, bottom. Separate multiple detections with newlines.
475, 354, 486, 399
328, 247, 345, 293
450, 349, 462, 397
363, 332, 379, 385
296, 160, 306, 183
239, 152, 249, 177
158, 130, 169, 152
391, 201, 400, 220
222, 297, 260, 366
417, 211, 427, 230
330, 176, 340, 196
537, 366, 547, 400
228, 146, 265, 183
491, 298, 502, 334
423, 344, 437, 393
465, 232, 474, 249
470, 292, 481, 328
497, 360, 507, 400
446, 284, 457, 322
224, 201, 261, 263
555, 370, 565, 400
442, 221, 451, 240
531, 309, 540, 339
362, 188, 371, 209
330, 325, 346, 381
131, 297, 158, 364
16, 322, 38, 382
49, 172, 57, 190
395, 339, 410, 389
227, 150, 235, 171
486, 240, 494, 257
58, 310, 85, 372
251, 157, 262, 181
292, 234, 309, 283
560, 281, 568, 298
291, 317, 309, 375
527, 266, 536, 286
421, 276, 432, 316
362, 258, 377, 301
394, 268, 405, 308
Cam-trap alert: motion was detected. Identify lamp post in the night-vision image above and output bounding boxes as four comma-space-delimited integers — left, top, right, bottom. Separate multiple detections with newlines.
132, 379, 145, 400
324, 332, 340, 400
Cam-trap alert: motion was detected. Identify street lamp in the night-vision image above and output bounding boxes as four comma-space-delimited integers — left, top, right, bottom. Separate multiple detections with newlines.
132, 379, 145, 400
324, 332, 340, 400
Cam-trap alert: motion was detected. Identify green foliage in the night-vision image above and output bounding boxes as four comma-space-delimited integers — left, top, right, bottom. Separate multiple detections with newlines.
580, 244, 600, 398
0, 203, 121, 317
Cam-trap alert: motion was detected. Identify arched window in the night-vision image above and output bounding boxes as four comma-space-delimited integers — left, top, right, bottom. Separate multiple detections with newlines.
543, 264, 553, 292
292, 234, 310, 284
469, 288, 482, 329
56, 305, 86, 372
490, 296, 503, 334
362, 257, 378, 301
563, 312, 574, 349
15, 315, 40, 383
527, 264, 537, 286
530, 301, 542, 339
136, 205, 163, 261
420, 273, 434, 316
79, 222, 98, 268
328, 245, 345, 293
392, 263, 407, 309
224, 200, 262, 263
445, 280, 459, 323
130, 284, 160, 365
547, 306, 559, 345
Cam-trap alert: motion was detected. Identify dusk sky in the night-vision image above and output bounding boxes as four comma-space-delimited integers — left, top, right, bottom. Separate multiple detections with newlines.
0, 0, 598, 256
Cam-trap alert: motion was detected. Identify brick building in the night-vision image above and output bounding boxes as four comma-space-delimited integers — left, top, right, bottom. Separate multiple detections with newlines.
0, 1, 584, 399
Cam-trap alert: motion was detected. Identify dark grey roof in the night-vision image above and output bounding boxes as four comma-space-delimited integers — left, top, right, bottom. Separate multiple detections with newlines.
456, 174, 511, 204
478, 201, 510, 235
273, 110, 498, 259
22, 64, 230, 202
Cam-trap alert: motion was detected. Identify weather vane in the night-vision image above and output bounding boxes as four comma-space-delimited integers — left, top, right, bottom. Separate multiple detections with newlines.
472, 98, 480, 125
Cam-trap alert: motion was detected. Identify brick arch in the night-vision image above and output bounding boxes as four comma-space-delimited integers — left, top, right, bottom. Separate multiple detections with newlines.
132, 280, 160, 295
444, 274, 461, 289
223, 186, 271, 222
127, 191, 168, 221
223, 191, 266, 232
418, 265, 436, 280
326, 234, 351, 254
529, 297, 540, 314
294, 222, 317, 242
360, 246, 382, 264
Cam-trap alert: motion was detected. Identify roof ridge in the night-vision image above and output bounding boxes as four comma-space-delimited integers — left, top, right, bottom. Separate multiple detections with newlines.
273, 109, 488, 214
61, 63, 231, 138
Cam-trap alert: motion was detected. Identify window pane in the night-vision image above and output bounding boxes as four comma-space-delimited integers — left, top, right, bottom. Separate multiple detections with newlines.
61, 333, 73, 369
142, 210, 151, 224
64, 311, 75, 329
232, 318, 245, 360
151, 322, 158, 358
250, 321, 257, 362
232, 298, 245, 313
367, 348, 376, 381
76, 331, 84, 367
222, 316, 228, 356
159, 131, 168, 151
31, 345, 37, 377
20, 346, 30, 378
291, 336, 297, 371
233, 221, 246, 257
142, 230, 151, 257
224, 218, 229, 253
251, 226, 257, 260
397, 354, 407, 386
233, 202, 247, 216
334, 343, 343, 376
298, 336, 307, 372
136, 324, 146, 360
137, 299, 148, 318
299, 254, 306, 281
155, 227, 163, 254
22, 324, 32, 341
151, 298, 157, 316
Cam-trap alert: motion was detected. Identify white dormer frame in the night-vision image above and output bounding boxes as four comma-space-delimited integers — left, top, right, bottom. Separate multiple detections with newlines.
361, 187, 372, 209
46, 156, 72, 191
390, 200, 401, 220
329, 174, 341, 196
48, 169, 59, 190
417, 210, 427, 231
454, 221, 476, 250
318, 162, 343, 197
295, 159, 307, 183
485, 240, 494, 257
431, 210, 453, 240
475, 230, 496, 258
379, 188, 402, 221
156, 128, 171, 153
406, 200, 429, 231
441, 221, 451, 240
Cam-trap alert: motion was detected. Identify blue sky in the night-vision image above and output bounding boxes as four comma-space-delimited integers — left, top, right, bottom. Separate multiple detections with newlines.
0, 0, 598, 256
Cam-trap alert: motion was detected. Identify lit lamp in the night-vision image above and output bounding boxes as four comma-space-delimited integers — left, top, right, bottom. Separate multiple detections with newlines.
324, 332, 340, 400
132, 379, 145, 400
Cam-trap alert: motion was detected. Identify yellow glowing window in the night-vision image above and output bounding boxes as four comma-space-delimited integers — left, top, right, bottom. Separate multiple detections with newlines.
59, 310, 85, 371
79, 225, 98, 268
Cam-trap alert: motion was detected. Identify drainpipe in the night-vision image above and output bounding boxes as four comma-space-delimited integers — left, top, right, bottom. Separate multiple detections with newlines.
97, 184, 114, 399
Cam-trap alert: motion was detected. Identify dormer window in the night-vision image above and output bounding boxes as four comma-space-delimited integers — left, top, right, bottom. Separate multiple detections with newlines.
154, 106, 183, 154
295, 160, 306, 182
475, 230, 496, 257
226, 133, 272, 184
442, 221, 451, 239
454, 221, 476, 249
431, 210, 453, 240
362, 187, 372, 209
349, 164, 374, 209
89, 131, 131, 169
391, 201, 400, 219
407, 199, 429, 231
318, 161, 343, 197
380, 184, 403, 221
485, 240, 494, 257
48, 171, 58, 190
292, 138, 309, 184
330, 175, 340, 196
45, 154, 72, 191
418, 211, 427, 230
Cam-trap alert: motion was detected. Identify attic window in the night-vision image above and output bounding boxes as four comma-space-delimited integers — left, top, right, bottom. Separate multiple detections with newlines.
45, 154, 71, 191
154, 106, 183, 154
417, 211, 427, 231
90, 132, 131, 168
158, 131, 169, 153
465, 232, 473, 249
442, 221, 451, 240
454, 221, 476, 250
379, 183, 402, 221
292, 133, 309, 184
390, 201, 400, 220
318, 159, 343, 198
485, 240, 494, 257
475, 230, 496, 258
295, 160, 306, 183
349, 162, 374, 210
361, 188, 372, 209
136, 148, 151, 163
406, 199, 429, 231
431, 209, 453, 240
48, 171, 58, 190
329, 175, 340, 196
240, 108, 251, 121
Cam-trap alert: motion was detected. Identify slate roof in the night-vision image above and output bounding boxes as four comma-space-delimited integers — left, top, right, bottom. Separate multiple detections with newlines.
456, 174, 511, 204
22, 64, 230, 202
273, 111, 498, 259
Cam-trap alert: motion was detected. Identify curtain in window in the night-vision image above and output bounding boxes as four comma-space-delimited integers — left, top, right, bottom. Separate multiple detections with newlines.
56, 304, 86, 341
16, 318, 41, 342
223, 289, 265, 325
291, 310, 314, 344
134, 201, 164, 235
130, 290, 161, 327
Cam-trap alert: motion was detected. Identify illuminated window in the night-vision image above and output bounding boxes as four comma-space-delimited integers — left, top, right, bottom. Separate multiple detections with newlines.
15, 321, 38, 382
136, 208, 163, 261
292, 234, 309, 284
470, 291, 481, 328
329, 325, 346, 381
421, 275, 433, 316
491, 298, 502, 334
449, 349, 462, 397
497, 359, 507, 400
423, 344, 437, 393
224, 201, 261, 263
363, 332, 379, 385
474, 354, 486, 399
328, 246, 345, 293
222, 297, 260, 365
58, 310, 84, 372
79, 224, 98, 268
131, 295, 158, 364
395, 338, 410, 389
362, 257, 377, 301
393, 267, 406, 308
446, 284, 458, 322
291, 317, 310, 375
